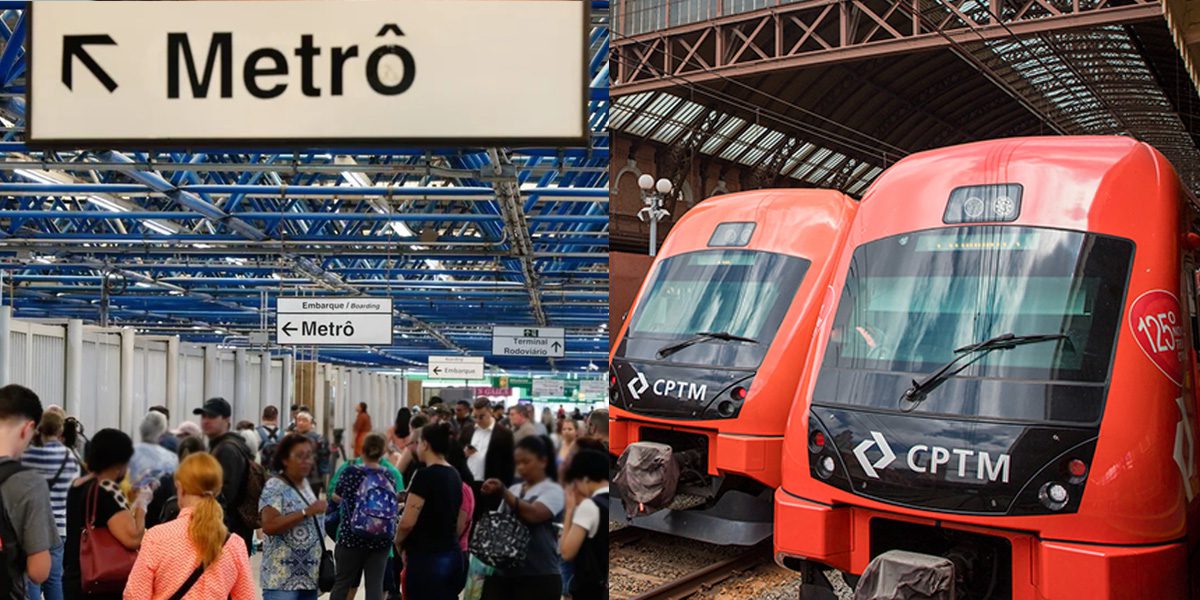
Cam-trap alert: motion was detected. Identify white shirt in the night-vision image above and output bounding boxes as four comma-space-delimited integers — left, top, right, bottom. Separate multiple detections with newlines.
468, 421, 494, 482
572, 486, 608, 538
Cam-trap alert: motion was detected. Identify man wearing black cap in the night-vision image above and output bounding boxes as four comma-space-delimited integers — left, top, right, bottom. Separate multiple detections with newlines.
194, 397, 254, 551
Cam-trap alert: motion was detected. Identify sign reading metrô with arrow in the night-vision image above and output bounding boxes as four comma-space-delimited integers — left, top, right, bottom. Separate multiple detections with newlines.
275, 297, 392, 346
492, 326, 565, 358
428, 356, 484, 380
28, 0, 587, 147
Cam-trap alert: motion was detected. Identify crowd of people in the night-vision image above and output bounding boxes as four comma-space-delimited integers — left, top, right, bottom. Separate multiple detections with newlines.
0, 384, 609, 600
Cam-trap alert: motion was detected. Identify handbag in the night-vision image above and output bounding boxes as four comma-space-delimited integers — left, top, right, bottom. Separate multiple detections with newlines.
317, 522, 335, 593
468, 507, 531, 570
281, 477, 335, 593
79, 479, 138, 594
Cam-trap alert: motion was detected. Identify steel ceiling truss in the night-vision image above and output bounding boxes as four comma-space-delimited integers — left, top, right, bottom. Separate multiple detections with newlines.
0, 3, 612, 372
612, 0, 1162, 95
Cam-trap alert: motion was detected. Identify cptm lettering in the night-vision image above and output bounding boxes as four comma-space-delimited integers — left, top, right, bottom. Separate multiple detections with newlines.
167, 31, 416, 100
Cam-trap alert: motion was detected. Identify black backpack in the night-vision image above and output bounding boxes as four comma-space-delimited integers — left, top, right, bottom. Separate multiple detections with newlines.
0, 462, 28, 600
570, 492, 609, 599
259, 426, 280, 471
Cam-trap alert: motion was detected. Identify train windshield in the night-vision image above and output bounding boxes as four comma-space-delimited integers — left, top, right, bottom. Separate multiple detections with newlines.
625, 250, 810, 368
816, 226, 1134, 423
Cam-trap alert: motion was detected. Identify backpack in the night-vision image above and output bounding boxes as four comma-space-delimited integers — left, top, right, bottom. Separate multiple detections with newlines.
214, 439, 266, 530
469, 510, 530, 570
0, 462, 26, 600
258, 426, 280, 470
347, 467, 398, 541
570, 493, 609, 599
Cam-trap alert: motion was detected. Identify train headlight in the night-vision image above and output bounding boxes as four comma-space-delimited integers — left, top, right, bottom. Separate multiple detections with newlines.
1038, 482, 1069, 511
944, 184, 1023, 224
817, 455, 836, 479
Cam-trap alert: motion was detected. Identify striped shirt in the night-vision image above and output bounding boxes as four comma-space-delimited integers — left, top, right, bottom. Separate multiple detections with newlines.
22, 441, 79, 536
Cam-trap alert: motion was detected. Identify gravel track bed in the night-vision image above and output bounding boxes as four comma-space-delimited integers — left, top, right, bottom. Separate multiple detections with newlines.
608, 523, 749, 599
609, 521, 854, 600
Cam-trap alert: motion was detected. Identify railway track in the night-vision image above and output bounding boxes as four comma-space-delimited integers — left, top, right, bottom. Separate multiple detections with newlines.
610, 524, 782, 600
628, 543, 774, 600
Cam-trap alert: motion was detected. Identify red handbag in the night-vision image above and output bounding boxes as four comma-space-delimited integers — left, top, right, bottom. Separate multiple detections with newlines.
79, 480, 138, 594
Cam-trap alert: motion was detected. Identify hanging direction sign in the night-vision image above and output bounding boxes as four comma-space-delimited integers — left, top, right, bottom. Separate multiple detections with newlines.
28, 0, 587, 147
579, 379, 606, 400
532, 379, 565, 398
493, 326, 566, 358
428, 356, 485, 380
276, 297, 393, 346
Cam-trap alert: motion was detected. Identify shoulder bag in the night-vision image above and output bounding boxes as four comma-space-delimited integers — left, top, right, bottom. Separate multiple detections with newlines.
168, 533, 233, 600
79, 480, 139, 594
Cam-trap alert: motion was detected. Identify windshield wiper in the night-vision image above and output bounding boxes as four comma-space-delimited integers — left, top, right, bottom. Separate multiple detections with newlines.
900, 332, 1071, 410
656, 331, 759, 358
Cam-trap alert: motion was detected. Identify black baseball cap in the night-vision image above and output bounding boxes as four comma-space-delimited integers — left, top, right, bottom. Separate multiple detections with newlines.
193, 397, 232, 419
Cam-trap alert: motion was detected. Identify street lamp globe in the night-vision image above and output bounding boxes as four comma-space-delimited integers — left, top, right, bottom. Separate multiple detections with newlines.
637, 174, 655, 190
655, 178, 673, 195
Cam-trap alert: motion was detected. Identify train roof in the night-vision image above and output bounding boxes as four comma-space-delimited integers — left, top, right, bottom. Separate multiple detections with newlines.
864, 136, 1184, 203
657, 188, 856, 258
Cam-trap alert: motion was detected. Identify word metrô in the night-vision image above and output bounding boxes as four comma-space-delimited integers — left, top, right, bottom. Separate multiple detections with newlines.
167, 31, 416, 99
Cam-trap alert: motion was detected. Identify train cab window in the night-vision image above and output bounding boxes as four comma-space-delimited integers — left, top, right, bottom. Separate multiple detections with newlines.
815, 226, 1134, 424
623, 250, 810, 368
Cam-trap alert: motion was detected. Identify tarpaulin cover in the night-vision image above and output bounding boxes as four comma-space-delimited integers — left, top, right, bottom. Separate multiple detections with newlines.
854, 550, 955, 600
613, 441, 679, 517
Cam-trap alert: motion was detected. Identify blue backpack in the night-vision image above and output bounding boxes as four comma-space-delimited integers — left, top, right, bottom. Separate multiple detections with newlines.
348, 467, 398, 541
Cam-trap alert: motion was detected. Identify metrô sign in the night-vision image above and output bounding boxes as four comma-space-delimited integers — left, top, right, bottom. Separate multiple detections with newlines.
28, 0, 588, 147
275, 297, 392, 346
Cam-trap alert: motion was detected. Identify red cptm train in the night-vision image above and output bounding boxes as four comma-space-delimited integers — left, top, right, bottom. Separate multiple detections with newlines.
609, 189, 856, 544
775, 137, 1200, 599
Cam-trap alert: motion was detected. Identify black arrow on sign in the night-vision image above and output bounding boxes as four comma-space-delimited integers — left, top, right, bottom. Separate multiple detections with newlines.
62, 35, 118, 92
551, 341, 562, 352
282, 322, 297, 336
432, 366, 442, 375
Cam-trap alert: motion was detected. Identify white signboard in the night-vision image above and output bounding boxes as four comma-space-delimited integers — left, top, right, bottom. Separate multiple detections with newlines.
532, 379, 564, 397
428, 356, 484, 380
493, 326, 566, 358
29, 1, 587, 146
276, 297, 392, 346
579, 379, 606, 399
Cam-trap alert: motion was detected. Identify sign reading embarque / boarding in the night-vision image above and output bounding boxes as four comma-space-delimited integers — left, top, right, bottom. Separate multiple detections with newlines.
428, 356, 484, 380
276, 297, 392, 346
28, 1, 587, 146
492, 326, 566, 358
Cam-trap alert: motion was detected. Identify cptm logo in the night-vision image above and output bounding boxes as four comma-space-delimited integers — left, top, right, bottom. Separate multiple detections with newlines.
853, 430, 1011, 483
625, 370, 707, 402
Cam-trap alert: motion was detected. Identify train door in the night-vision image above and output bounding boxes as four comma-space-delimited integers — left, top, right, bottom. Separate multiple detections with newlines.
1184, 216, 1200, 599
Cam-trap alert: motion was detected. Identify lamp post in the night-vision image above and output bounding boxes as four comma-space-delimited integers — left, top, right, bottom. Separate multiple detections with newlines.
637, 174, 673, 257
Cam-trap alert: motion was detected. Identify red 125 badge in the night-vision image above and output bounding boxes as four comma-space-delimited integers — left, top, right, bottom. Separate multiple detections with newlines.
1129, 290, 1185, 386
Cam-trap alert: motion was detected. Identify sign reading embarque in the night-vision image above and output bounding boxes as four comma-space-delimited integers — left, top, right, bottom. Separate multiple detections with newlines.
28, 1, 587, 146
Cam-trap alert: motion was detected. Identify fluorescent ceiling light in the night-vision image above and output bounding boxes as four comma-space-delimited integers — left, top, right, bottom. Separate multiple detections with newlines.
14, 169, 61, 185
144, 221, 176, 235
